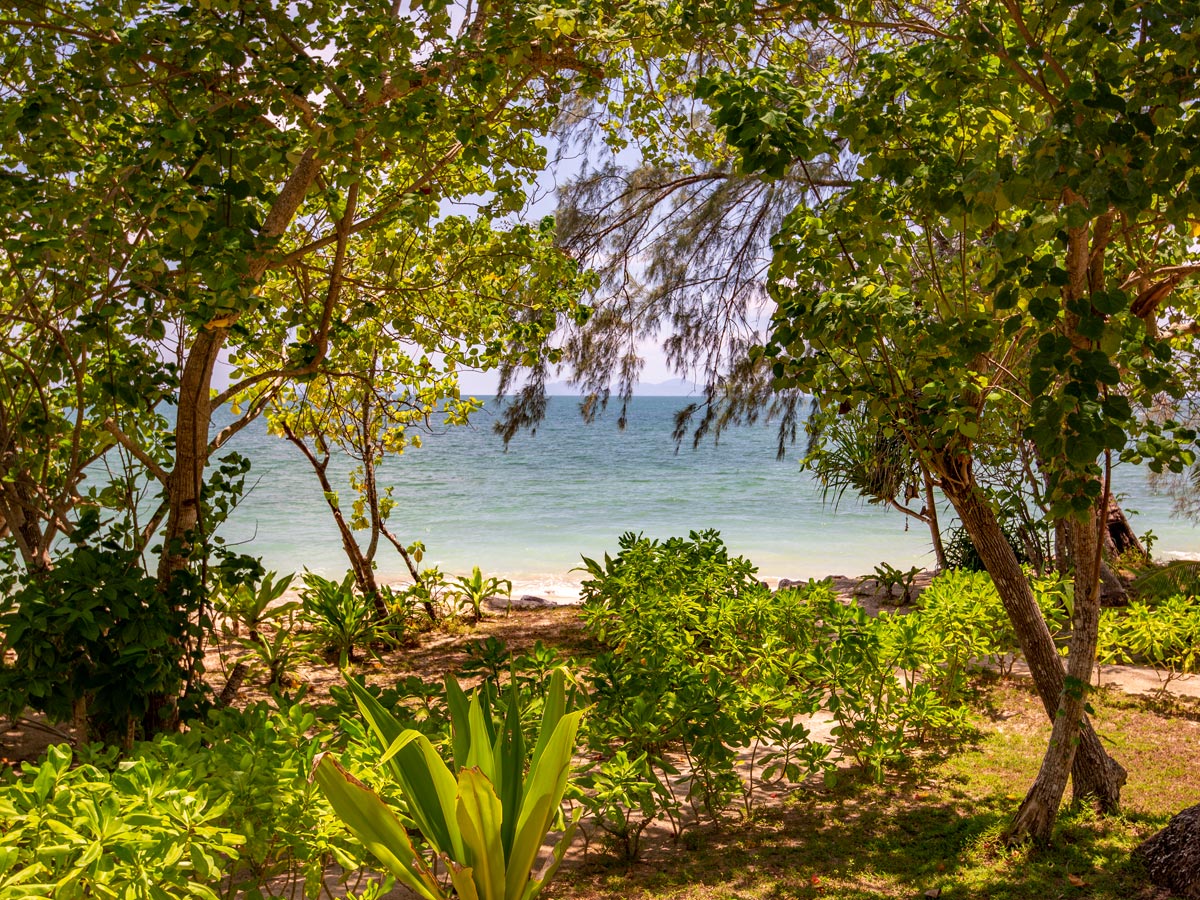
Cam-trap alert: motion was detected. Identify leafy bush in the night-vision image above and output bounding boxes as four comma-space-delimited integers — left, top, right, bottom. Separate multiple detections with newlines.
0, 700, 381, 899
866, 562, 922, 605
214, 570, 297, 641
1098, 594, 1200, 689
1131, 559, 1200, 601
0, 745, 243, 899
577, 531, 984, 857
914, 569, 1074, 675
914, 570, 1013, 680
580, 532, 832, 835
0, 540, 194, 745
448, 566, 513, 621
300, 571, 388, 666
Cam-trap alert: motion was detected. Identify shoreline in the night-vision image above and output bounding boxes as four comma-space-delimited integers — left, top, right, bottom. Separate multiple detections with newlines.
373, 570, 914, 608
281, 547, 1200, 609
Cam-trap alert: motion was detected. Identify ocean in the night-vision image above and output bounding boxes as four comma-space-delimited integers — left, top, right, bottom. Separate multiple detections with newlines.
212, 396, 1200, 594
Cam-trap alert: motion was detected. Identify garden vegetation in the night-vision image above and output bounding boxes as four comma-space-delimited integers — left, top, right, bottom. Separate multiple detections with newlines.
2, 0, 1200, 896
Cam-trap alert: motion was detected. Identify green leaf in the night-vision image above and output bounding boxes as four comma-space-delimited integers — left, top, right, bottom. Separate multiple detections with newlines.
346, 676, 462, 859
456, 768, 506, 900
310, 754, 441, 900
496, 687, 525, 860
445, 674, 472, 770
506, 710, 582, 900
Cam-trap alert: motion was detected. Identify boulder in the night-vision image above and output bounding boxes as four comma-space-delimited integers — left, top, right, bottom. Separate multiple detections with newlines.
1135, 803, 1200, 899
511, 594, 554, 609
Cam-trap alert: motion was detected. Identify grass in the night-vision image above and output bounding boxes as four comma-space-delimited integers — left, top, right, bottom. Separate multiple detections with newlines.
205, 602, 1196, 900
546, 674, 1198, 900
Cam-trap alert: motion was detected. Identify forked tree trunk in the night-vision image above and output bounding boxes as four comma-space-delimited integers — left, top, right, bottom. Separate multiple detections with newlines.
1006, 501, 1104, 843
280, 425, 389, 619
938, 463, 1125, 812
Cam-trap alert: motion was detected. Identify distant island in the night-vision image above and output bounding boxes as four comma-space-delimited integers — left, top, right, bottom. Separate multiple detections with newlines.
543, 377, 702, 397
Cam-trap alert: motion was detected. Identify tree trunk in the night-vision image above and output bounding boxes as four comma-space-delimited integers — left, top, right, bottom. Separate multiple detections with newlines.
159, 328, 226, 583
150, 326, 227, 735
1054, 519, 1071, 573
938, 463, 1125, 811
72, 696, 89, 746
0, 482, 52, 575
1006, 501, 1104, 844
1103, 496, 1145, 558
280, 425, 390, 619
218, 661, 249, 708
923, 469, 947, 570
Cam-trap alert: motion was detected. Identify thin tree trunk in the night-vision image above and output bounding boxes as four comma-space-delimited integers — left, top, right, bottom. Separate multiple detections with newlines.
72, 696, 88, 746
1055, 519, 1072, 573
218, 662, 249, 708
148, 327, 227, 734
1007, 499, 1104, 843
923, 469, 946, 570
380, 523, 437, 621
280, 425, 386, 616
0, 485, 52, 575
938, 463, 1125, 811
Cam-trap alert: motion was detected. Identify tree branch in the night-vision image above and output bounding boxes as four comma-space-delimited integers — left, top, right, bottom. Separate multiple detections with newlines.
102, 418, 169, 485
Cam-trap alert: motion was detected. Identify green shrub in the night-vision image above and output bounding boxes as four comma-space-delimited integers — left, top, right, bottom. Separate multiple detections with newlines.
580, 531, 833, 828
577, 532, 990, 853
0, 745, 243, 899
814, 596, 969, 779
914, 570, 1012, 680
447, 566, 513, 621
300, 571, 387, 667
1098, 594, 1200, 689
0, 541, 194, 745
866, 562, 922, 604
214, 570, 297, 642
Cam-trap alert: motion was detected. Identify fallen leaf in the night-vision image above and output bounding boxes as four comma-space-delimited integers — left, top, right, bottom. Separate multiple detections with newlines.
1067, 873, 1088, 888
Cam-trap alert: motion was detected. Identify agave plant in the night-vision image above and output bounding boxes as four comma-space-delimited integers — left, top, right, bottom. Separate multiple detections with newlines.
313, 669, 581, 900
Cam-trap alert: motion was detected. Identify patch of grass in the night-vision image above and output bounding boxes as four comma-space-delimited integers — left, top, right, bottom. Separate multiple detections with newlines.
549, 675, 1192, 900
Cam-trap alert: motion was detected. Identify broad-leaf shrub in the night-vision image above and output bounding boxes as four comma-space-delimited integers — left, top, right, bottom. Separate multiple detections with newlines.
0, 745, 243, 900
134, 701, 371, 895
1098, 594, 1200, 688
0, 702, 378, 899
581, 533, 828, 838
913, 570, 1014, 682
0, 541, 193, 745
300, 571, 389, 667
578, 533, 989, 858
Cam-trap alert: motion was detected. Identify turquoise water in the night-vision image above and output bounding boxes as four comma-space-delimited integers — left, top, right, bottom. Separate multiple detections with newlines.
212, 397, 1200, 588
